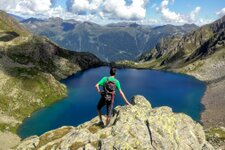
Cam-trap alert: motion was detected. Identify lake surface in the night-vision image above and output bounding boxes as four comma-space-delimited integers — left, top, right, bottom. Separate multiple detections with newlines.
18, 67, 206, 138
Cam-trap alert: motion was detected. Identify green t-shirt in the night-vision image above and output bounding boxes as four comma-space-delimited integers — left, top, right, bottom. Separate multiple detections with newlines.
97, 76, 121, 91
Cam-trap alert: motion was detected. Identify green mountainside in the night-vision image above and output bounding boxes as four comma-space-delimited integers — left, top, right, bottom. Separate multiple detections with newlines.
137, 15, 225, 77
0, 10, 30, 40
116, 15, 225, 80
0, 10, 103, 140
21, 17, 198, 61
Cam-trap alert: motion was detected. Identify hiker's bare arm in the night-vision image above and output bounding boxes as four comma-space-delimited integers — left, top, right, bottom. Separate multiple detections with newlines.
95, 84, 101, 94
119, 89, 131, 105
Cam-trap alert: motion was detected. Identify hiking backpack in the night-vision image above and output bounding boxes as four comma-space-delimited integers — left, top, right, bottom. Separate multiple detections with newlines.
104, 77, 116, 93
103, 77, 116, 101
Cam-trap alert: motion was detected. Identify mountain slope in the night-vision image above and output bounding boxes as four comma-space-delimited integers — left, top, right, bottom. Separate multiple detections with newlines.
0, 11, 103, 149
0, 11, 30, 37
138, 16, 225, 75
115, 16, 225, 129
8, 13, 24, 22
21, 17, 198, 61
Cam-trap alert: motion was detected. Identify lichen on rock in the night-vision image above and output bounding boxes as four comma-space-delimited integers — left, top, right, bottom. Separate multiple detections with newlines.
17, 95, 214, 150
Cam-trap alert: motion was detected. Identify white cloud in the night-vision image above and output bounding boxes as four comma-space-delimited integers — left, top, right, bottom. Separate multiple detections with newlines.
189, 7, 201, 22
99, 11, 104, 19
72, 0, 103, 13
0, 0, 214, 26
216, 8, 225, 17
64, 0, 148, 20
196, 18, 213, 26
157, 0, 201, 24
0, 0, 52, 16
160, 0, 184, 23
103, 0, 147, 20
0, 0, 97, 22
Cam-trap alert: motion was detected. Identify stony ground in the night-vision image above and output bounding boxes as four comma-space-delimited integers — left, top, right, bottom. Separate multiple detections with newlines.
175, 48, 225, 129
17, 95, 213, 150
201, 79, 225, 128
0, 131, 20, 150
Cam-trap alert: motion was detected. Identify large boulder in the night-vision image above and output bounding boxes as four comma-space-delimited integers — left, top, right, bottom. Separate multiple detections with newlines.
17, 95, 214, 150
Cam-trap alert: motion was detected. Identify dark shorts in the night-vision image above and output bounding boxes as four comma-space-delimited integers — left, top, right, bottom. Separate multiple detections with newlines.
97, 95, 114, 117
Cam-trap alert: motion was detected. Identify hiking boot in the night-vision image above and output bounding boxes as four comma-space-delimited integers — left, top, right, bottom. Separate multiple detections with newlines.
96, 121, 104, 127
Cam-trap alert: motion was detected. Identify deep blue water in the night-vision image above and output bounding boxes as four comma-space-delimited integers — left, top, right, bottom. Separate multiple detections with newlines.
18, 67, 206, 138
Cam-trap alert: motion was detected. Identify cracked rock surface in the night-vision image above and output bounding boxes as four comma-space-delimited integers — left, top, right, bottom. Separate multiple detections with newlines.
17, 95, 214, 150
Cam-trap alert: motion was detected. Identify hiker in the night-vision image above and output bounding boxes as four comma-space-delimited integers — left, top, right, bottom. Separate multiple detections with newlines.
95, 67, 131, 126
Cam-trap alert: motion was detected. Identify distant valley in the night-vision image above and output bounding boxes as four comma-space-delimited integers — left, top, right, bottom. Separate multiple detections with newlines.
20, 17, 198, 61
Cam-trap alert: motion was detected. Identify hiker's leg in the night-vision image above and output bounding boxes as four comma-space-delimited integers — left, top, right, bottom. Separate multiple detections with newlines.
97, 97, 105, 122
97, 109, 103, 121
106, 116, 110, 125
106, 100, 113, 126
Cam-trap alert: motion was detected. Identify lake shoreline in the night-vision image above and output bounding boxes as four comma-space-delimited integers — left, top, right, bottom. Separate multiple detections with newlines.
18, 66, 205, 138
112, 62, 225, 129
200, 79, 225, 128
13, 64, 219, 147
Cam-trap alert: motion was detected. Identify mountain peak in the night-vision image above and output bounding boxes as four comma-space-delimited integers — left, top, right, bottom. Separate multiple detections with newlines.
48, 17, 63, 23
20, 17, 45, 23
8, 13, 24, 21
182, 23, 198, 28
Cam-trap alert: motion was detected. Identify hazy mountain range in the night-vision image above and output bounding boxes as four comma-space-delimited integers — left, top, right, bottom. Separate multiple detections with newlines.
20, 17, 198, 61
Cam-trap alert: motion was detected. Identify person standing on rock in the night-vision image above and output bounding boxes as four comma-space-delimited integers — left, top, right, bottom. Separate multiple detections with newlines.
95, 67, 131, 127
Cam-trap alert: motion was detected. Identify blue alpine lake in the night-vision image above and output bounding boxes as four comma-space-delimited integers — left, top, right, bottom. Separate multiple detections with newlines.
18, 67, 206, 139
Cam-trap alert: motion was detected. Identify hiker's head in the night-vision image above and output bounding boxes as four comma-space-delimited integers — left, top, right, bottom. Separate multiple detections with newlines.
110, 68, 116, 76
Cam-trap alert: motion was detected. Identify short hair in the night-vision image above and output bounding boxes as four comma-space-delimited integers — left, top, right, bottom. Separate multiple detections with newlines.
110, 68, 116, 76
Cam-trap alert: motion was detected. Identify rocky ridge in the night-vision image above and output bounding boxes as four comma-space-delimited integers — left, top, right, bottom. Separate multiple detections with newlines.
17, 95, 213, 150
137, 15, 225, 74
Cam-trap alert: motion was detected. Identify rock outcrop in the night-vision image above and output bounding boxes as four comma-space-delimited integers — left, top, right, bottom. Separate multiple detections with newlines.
17, 95, 213, 150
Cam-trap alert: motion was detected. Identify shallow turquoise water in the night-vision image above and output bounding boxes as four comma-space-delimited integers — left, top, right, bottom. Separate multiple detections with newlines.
18, 67, 206, 138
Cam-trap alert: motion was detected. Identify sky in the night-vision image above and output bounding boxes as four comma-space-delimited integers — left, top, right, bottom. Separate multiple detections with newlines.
0, 0, 224, 26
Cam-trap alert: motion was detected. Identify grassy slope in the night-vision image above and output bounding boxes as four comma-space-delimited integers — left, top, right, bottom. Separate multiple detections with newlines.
0, 11, 102, 136
0, 37, 68, 133
0, 69, 67, 133
0, 10, 30, 36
